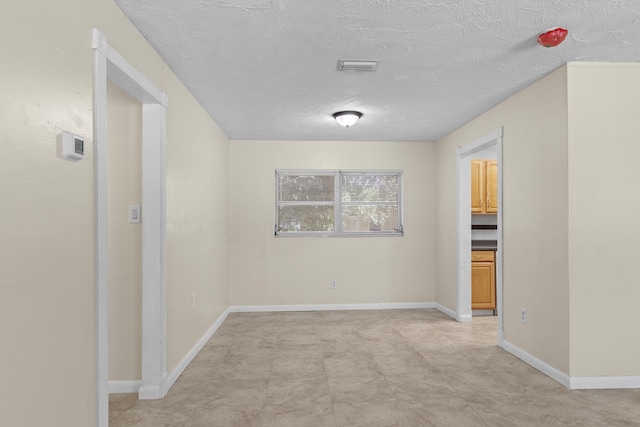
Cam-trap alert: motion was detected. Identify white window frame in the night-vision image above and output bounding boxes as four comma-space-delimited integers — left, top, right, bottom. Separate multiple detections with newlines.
275, 169, 404, 237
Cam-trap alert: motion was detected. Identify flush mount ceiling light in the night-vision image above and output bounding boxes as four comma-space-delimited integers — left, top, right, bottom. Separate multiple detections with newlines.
337, 60, 380, 72
333, 111, 362, 128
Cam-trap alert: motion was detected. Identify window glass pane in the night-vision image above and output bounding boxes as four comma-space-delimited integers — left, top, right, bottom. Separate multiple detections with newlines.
341, 174, 398, 202
278, 175, 334, 202
278, 205, 335, 232
342, 205, 399, 232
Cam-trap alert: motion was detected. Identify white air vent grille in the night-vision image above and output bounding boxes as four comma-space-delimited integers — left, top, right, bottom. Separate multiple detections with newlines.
337, 60, 380, 72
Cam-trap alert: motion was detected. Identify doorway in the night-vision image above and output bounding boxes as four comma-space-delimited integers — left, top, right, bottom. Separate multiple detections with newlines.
456, 128, 504, 345
107, 81, 143, 392
92, 29, 168, 427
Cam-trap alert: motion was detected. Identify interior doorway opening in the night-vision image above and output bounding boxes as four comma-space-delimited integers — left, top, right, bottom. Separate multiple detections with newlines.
93, 29, 168, 427
107, 81, 143, 393
456, 128, 504, 346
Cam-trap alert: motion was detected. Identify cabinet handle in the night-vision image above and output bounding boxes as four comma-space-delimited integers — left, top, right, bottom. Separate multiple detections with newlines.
487, 197, 490, 207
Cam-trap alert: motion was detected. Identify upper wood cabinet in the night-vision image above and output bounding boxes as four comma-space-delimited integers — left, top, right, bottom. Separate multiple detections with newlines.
485, 160, 498, 213
471, 159, 498, 214
471, 160, 485, 213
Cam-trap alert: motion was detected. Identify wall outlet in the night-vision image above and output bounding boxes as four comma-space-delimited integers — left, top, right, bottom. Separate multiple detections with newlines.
331, 279, 337, 289
520, 307, 527, 324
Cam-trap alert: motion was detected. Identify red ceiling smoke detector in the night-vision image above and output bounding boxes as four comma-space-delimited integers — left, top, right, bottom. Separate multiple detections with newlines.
538, 27, 569, 48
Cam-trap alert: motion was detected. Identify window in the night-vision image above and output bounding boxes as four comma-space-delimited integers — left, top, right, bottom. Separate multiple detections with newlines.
275, 170, 403, 236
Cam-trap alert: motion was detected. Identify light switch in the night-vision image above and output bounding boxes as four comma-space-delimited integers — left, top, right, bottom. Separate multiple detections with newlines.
129, 205, 141, 223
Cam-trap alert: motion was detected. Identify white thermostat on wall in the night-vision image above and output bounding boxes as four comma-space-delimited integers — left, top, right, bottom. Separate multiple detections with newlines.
57, 130, 84, 161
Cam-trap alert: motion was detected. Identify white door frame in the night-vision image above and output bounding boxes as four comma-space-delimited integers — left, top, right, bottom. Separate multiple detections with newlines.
92, 29, 168, 427
456, 128, 504, 344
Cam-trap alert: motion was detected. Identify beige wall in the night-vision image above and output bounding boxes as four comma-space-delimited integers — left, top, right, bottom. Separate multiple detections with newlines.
229, 140, 436, 306
436, 67, 571, 374
165, 70, 230, 372
0, 0, 229, 425
107, 82, 143, 381
0, 2, 98, 424
567, 63, 640, 377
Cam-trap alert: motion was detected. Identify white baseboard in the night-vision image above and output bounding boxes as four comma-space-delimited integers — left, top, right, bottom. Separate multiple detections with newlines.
458, 314, 472, 323
570, 375, 640, 389
502, 339, 571, 388
230, 302, 436, 313
138, 381, 166, 400
108, 380, 141, 394
164, 307, 231, 393
433, 303, 473, 323
503, 339, 640, 390
434, 303, 457, 320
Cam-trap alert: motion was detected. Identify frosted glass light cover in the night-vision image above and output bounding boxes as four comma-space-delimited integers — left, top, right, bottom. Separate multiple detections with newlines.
333, 111, 362, 127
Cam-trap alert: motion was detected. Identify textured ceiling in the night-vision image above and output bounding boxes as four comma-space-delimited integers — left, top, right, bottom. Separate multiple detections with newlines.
113, 0, 640, 142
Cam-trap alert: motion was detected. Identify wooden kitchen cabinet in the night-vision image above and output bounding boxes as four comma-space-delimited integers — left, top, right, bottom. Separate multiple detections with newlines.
471, 159, 498, 214
471, 250, 496, 310
485, 160, 498, 213
471, 160, 485, 213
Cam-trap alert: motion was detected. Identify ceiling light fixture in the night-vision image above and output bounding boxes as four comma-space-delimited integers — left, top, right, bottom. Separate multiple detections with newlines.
333, 111, 362, 128
337, 60, 380, 72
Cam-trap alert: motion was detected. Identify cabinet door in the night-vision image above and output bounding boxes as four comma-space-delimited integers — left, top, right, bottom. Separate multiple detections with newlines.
470, 160, 485, 213
471, 262, 496, 310
485, 160, 498, 214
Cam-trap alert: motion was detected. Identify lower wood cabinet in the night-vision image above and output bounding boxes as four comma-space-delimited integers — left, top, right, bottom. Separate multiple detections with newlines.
471, 250, 496, 310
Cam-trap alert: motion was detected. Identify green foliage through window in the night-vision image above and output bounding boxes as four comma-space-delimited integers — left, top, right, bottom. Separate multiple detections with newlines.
276, 170, 403, 236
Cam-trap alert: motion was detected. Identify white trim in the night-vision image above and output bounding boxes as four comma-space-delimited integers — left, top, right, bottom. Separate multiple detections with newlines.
139, 102, 168, 401
109, 380, 142, 394
93, 32, 165, 106
496, 128, 504, 341
92, 28, 168, 425
434, 303, 457, 320
456, 148, 473, 322
502, 340, 571, 388
230, 302, 435, 313
434, 302, 471, 323
456, 128, 503, 340
165, 309, 232, 389
569, 376, 640, 390
456, 149, 475, 322
92, 31, 109, 427
458, 314, 472, 323
502, 339, 640, 390
138, 381, 167, 400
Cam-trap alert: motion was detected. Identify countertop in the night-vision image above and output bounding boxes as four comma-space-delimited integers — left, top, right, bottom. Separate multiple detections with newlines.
471, 240, 497, 250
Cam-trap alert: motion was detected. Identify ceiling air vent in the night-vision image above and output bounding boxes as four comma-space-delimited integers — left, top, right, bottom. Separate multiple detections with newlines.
337, 60, 380, 72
